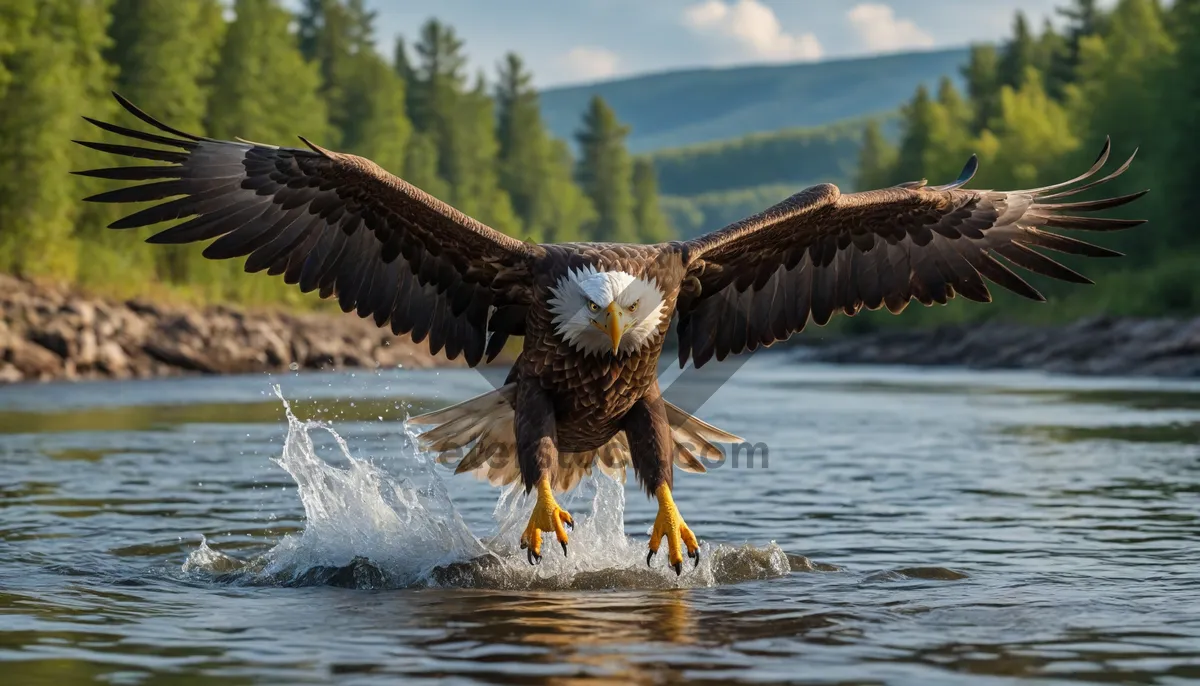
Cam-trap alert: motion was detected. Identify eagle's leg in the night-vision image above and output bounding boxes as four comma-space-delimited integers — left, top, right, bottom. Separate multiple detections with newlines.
625, 384, 699, 575
515, 377, 573, 564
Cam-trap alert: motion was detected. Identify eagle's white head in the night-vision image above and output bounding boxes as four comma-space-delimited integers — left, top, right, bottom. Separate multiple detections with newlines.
548, 265, 668, 357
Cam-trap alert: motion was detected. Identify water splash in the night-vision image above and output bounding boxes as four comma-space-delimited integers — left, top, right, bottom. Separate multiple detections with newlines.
184, 386, 795, 590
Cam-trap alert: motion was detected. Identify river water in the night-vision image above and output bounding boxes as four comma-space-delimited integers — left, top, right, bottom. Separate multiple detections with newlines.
1, 356, 1197, 684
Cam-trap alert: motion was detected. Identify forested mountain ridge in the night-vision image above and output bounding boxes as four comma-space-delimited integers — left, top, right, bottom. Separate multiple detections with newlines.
538, 48, 969, 152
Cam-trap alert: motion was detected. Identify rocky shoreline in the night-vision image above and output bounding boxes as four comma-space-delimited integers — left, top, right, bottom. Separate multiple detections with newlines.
0, 275, 456, 384
5, 274, 1199, 384
796, 316, 1200, 378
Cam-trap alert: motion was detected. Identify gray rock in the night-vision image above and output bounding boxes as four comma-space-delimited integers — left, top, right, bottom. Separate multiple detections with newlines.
8, 337, 62, 379
0, 363, 22, 384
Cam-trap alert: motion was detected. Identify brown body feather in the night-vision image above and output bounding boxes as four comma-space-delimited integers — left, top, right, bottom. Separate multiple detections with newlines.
75, 95, 1147, 498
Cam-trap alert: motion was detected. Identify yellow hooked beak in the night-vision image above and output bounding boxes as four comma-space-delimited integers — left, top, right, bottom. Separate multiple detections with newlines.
604, 302, 626, 354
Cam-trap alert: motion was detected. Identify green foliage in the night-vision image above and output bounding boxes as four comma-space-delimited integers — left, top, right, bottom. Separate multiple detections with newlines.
297, 0, 387, 153
631, 159, 672, 243
893, 85, 936, 183
1163, 0, 1200, 251
105, 0, 224, 285
207, 0, 328, 144
0, 0, 115, 281
1052, 0, 1108, 91
495, 53, 593, 242
855, 120, 896, 191
962, 44, 1001, 132
404, 22, 518, 233
998, 12, 1039, 89
575, 96, 637, 242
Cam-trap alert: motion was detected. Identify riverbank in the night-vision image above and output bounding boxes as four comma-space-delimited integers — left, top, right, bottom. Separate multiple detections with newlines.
6, 274, 1200, 384
796, 316, 1200, 377
0, 275, 456, 384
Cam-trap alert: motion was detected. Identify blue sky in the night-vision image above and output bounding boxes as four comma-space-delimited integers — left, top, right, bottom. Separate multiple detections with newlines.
355, 0, 1114, 87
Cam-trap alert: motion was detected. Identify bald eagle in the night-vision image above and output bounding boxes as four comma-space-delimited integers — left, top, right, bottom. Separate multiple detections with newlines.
77, 94, 1146, 574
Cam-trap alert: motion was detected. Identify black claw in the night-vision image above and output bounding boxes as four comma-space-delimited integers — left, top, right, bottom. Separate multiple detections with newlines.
672, 561, 682, 576
561, 541, 568, 557
519, 540, 527, 550
692, 549, 701, 568
647, 550, 655, 567
527, 548, 541, 565
564, 519, 574, 531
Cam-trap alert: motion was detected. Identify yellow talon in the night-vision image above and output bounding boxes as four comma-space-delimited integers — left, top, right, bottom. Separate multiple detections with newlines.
647, 484, 700, 575
519, 475, 574, 563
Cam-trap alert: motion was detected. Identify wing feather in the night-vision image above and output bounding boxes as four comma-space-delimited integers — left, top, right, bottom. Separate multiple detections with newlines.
75, 93, 541, 366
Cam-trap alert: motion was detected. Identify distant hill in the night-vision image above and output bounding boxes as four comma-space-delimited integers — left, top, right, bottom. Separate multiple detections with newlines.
647, 114, 901, 239
646, 116, 876, 197
540, 47, 969, 153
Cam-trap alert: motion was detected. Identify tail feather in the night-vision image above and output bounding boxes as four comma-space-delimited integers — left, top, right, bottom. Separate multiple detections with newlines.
664, 400, 742, 472
409, 386, 742, 491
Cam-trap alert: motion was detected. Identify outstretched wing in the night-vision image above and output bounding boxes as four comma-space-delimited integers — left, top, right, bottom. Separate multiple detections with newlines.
74, 93, 543, 366
676, 140, 1146, 367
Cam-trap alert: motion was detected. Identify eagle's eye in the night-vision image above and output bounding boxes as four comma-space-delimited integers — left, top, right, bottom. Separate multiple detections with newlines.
587, 300, 600, 313
628, 300, 639, 313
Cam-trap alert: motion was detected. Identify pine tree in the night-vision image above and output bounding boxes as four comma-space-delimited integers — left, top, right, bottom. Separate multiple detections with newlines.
400, 132, 448, 198
493, 53, 593, 242
408, 19, 466, 144
345, 57, 410, 174
453, 75, 520, 234
495, 53, 549, 236
0, 0, 115, 282
393, 36, 415, 83
987, 69, 1079, 190
575, 96, 637, 242
631, 159, 672, 242
1036, 19, 1069, 97
1053, 0, 1108, 88
961, 44, 1001, 132
855, 120, 896, 190
108, 0, 224, 132
296, 0, 377, 149
297, 0, 410, 172
407, 19, 517, 231
390, 35, 446, 197
106, 0, 225, 284
540, 138, 596, 243
393, 36, 420, 118
999, 12, 1038, 89
926, 77, 974, 183
892, 85, 937, 184
203, 0, 329, 302
1166, 0, 1200, 250
207, 0, 328, 144
1067, 0, 1175, 257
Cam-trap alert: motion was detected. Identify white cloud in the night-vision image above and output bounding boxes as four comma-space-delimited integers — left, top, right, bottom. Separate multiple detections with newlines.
847, 3, 935, 53
683, 0, 823, 62
563, 46, 621, 81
